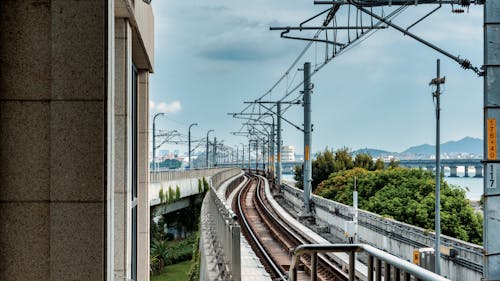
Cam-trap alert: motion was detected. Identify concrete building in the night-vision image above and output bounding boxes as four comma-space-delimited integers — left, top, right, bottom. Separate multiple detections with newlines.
0, 1, 154, 280
282, 145, 295, 162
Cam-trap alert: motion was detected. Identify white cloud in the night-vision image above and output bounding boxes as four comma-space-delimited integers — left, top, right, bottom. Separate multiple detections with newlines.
151, 100, 182, 114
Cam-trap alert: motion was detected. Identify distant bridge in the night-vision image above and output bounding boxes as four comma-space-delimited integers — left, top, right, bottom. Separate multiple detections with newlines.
281, 159, 483, 177
398, 159, 483, 177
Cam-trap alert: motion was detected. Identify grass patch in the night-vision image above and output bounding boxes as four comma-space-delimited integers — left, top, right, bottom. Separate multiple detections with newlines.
150, 260, 191, 281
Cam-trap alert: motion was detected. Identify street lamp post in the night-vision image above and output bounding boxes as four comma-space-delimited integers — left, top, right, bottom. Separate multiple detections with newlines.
206, 129, 214, 168
188, 123, 198, 169
152, 112, 165, 171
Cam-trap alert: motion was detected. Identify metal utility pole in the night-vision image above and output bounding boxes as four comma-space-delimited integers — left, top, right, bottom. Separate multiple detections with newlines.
277, 102, 282, 189
353, 177, 359, 244
213, 137, 217, 167
188, 123, 198, 169
152, 112, 165, 171
303, 62, 313, 215
255, 139, 259, 171
241, 143, 245, 169
483, 2, 500, 279
430, 59, 445, 275
206, 129, 214, 168
270, 118, 275, 178
262, 141, 266, 172
248, 140, 252, 171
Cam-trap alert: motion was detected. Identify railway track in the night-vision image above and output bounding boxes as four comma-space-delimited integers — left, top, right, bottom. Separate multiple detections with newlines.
233, 174, 349, 281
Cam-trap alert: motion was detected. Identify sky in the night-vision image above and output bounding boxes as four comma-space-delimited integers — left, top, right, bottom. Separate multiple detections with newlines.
149, 1, 483, 157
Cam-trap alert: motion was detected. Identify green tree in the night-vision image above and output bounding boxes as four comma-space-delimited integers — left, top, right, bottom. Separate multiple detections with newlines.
374, 158, 385, 170
294, 148, 351, 191
333, 147, 354, 171
315, 167, 483, 244
293, 164, 303, 189
198, 178, 203, 193
202, 177, 210, 192
388, 158, 400, 169
168, 186, 175, 203
354, 153, 374, 170
312, 149, 336, 191
175, 185, 181, 200
159, 187, 165, 204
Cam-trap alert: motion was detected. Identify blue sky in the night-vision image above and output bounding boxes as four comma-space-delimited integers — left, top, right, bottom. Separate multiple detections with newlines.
149, 1, 483, 156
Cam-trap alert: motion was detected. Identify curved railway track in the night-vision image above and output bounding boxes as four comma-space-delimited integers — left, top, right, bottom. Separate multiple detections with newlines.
233, 174, 349, 281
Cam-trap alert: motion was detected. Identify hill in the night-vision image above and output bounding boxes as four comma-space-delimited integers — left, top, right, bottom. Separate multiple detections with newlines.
402, 137, 482, 155
352, 148, 395, 158
351, 137, 482, 158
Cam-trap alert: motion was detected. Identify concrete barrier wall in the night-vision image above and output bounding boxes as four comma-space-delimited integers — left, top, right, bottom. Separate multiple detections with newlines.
150, 168, 230, 183
200, 168, 243, 281
281, 184, 483, 281
149, 168, 235, 206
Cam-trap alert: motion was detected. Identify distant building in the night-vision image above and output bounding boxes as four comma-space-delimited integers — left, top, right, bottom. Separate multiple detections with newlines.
282, 145, 295, 162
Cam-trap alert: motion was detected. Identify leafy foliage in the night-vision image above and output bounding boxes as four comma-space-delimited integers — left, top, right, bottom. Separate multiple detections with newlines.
294, 148, 380, 191
150, 235, 196, 275
168, 186, 175, 203
187, 223, 201, 281
202, 176, 210, 192
176, 185, 181, 200
315, 167, 483, 244
159, 187, 166, 204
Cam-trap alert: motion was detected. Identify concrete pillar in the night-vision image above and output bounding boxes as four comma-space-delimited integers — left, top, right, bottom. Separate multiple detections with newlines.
474, 165, 483, 178
464, 166, 469, 178
137, 70, 150, 281
113, 18, 132, 280
0, 1, 109, 280
450, 166, 458, 177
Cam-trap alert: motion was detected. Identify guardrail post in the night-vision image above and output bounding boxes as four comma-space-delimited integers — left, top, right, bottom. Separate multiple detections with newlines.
349, 252, 355, 281
385, 261, 391, 281
376, 258, 382, 281
368, 255, 374, 281
394, 267, 401, 281
311, 252, 317, 281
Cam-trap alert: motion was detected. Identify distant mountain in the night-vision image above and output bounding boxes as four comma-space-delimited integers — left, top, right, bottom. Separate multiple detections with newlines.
402, 137, 483, 155
352, 137, 483, 158
441, 137, 483, 154
352, 148, 395, 158
402, 144, 434, 155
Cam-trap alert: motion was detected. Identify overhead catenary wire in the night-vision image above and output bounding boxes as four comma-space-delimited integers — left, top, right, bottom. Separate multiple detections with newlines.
238, 3, 409, 121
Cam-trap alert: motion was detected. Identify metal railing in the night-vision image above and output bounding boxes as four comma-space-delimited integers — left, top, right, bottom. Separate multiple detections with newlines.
289, 244, 451, 281
281, 184, 483, 273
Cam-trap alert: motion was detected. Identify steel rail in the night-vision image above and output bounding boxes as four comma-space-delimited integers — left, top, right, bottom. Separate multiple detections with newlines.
251, 174, 349, 281
237, 177, 286, 279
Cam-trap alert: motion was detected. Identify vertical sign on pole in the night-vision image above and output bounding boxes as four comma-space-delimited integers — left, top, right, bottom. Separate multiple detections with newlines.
484, 1, 500, 278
